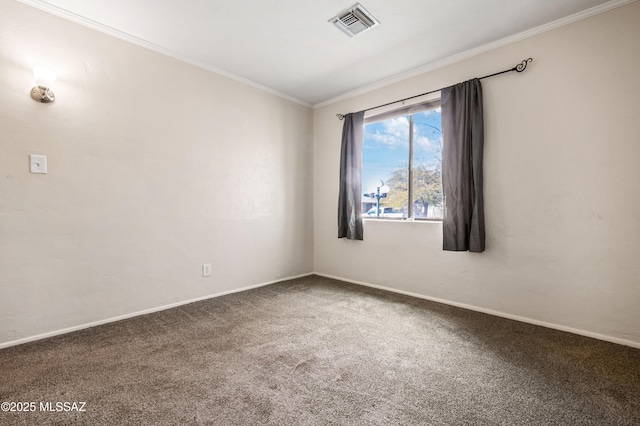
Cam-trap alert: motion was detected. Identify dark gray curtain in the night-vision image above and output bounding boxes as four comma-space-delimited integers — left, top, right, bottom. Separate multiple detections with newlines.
441, 79, 485, 252
338, 111, 365, 240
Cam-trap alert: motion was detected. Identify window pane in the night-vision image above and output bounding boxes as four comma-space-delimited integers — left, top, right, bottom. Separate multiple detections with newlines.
412, 108, 443, 219
362, 116, 409, 218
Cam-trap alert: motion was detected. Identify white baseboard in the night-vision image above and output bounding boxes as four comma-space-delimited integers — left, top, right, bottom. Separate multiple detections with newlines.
4, 271, 638, 350
0, 272, 313, 350
313, 272, 640, 350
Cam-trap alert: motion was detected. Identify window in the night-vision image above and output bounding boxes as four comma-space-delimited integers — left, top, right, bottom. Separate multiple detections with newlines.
362, 101, 443, 220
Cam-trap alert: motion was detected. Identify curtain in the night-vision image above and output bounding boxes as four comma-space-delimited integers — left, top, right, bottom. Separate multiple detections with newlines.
441, 79, 485, 252
337, 111, 365, 240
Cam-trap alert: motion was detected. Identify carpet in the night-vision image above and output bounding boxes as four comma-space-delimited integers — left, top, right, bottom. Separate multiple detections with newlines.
1, 275, 639, 425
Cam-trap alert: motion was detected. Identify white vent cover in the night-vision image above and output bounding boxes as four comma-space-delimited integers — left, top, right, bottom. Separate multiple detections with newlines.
330, 3, 379, 37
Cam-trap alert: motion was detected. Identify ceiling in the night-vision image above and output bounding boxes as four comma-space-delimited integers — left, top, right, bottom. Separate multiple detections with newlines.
20, 0, 620, 106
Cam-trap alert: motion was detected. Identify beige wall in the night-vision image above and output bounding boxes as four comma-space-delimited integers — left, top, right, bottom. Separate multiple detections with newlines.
314, 2, 640, 346
0, 0, 314, 346
2, 0, 639, 349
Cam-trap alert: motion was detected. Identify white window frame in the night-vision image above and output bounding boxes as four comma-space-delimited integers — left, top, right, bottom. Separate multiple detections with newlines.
363, 99, 442, 221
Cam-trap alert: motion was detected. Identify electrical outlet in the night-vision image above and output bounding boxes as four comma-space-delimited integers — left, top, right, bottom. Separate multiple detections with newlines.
202, 263, 211, 277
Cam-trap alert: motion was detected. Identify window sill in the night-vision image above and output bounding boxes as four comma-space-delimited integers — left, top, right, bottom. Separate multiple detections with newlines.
362, 218, 442, 224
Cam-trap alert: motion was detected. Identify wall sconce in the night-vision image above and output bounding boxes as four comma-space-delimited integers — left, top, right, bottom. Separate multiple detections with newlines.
31, 66, 57, 103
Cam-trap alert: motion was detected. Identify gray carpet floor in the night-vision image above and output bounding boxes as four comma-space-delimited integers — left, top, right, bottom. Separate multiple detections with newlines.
1, 275, 639, 425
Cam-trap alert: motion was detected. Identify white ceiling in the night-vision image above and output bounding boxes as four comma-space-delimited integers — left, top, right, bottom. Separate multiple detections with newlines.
20, 0, 623, 106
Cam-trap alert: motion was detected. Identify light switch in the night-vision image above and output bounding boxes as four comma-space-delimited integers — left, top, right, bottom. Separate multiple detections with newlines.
30, 154, 47, 174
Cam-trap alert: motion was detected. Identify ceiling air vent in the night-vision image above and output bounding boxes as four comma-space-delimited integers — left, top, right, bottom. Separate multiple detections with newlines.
330, 3, 379, 37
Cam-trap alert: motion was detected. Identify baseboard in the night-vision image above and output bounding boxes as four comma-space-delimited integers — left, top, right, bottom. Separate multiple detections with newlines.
5, 271, 638, 350
313, 272, 640, 350
0, 272, 313, 350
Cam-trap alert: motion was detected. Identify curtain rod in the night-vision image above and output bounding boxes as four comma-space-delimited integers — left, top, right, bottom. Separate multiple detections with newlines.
336, 58, 533, 120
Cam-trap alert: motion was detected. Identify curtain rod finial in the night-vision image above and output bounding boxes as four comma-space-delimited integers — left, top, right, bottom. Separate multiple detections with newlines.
336, 113, 345, 120
516, 58, 533, 72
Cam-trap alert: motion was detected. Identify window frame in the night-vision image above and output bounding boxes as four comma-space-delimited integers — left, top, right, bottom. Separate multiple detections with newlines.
363, 98, 442, 222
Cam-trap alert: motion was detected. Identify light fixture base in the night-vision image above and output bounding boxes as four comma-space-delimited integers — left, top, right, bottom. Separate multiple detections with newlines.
31, 86, 55, 103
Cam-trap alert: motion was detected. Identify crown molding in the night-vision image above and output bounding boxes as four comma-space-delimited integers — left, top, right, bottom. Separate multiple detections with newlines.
16, 0, 636, 109
313, 0, 637, 109
16, 0, 313, 108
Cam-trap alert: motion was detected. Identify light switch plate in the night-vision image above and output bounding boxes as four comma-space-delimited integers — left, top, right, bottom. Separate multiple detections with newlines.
30, 154, 47, 174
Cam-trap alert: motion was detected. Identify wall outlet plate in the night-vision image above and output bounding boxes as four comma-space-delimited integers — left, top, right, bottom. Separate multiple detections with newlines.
202, 263, 211, 277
